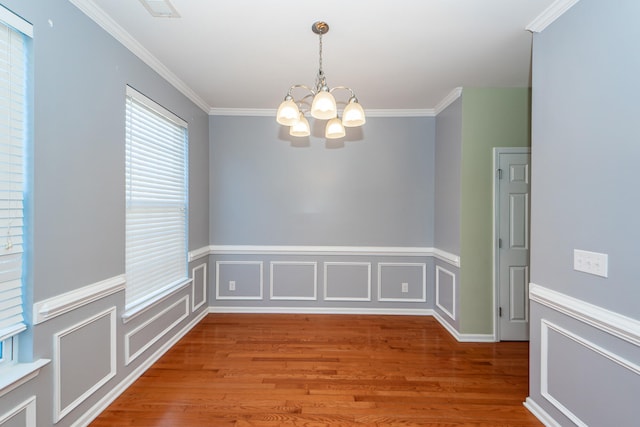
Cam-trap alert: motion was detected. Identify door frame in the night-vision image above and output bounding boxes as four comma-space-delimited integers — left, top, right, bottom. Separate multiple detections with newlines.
492, 147, 531, 341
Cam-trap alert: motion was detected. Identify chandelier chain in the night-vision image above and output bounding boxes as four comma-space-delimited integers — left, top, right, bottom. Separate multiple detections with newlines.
317, 32, 325, 89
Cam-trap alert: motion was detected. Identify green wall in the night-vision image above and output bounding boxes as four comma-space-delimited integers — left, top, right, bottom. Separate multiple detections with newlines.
459, 88, 531, 334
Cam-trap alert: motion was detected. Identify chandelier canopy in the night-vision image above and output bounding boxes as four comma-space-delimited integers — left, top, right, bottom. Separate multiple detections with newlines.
276, 21, 366, 139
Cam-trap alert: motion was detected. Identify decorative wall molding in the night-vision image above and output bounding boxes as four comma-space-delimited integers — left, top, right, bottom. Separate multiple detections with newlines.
540, 319, 640, 427
323, 262, 372, 302
191, 263, 207, 311
122, 278, 192, 323
432, 248, 461, 267
529, 283, 640, 347
270, 261, 318, 301
53, 307, 117, 423
377, 262, 427, 302
526, 0, 581, 33
209, 306, 434, 316
73, 309, 208, 427
0, 359, 49, 399
215, 261, 264, 300
125, 295, 190, 365
32, 275, 125, 325
0, 396, 36, 427
188, 246, 211, 262
435, 265, 456, 320
68, 0, 209, 112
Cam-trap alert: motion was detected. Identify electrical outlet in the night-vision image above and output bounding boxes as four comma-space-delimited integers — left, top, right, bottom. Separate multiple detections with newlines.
401, 282, 409, 293
574, 249, 608, 278
229, 280, 236, 291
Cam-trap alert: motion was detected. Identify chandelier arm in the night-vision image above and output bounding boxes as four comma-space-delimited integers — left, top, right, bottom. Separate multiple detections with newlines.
328, 86, 357, 98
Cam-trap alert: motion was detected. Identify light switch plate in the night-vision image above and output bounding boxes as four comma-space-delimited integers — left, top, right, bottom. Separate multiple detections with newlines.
574, 249, 608, 278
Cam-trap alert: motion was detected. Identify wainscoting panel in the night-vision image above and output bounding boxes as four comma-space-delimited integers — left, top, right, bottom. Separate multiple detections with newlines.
270, 262, 317, 301
435, 265, 456, 320
541, 319, 639, 427
191, 262, 207, 311
0, 396, 36, 427
324, 262, 371, 301
125, 295, 190, 365
378, 263, 426, 302
216, 261, 263, 300
53, 307, 116, 422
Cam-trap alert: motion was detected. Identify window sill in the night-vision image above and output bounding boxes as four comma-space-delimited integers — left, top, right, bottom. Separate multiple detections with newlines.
122, 278, 192, 324
0, 359, 50, 398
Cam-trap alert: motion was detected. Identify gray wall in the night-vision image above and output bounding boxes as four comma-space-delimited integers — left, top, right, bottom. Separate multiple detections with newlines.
528, 0, 640, 425
0, 1, 209, 426
434, 97, 462, 255
210, 116, 435, 247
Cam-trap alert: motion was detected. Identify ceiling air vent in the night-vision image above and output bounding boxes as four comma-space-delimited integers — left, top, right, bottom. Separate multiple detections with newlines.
138, 0, 180, 18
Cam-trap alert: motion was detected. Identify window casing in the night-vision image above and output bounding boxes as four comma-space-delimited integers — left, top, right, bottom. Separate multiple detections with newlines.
0, 6, 31, 371
125, 86, 188, 313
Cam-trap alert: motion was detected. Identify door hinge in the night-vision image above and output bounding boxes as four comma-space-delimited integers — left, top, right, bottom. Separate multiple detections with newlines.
499, 307, 503, 317
497, 168, 503, 179
498, 238, 502, 248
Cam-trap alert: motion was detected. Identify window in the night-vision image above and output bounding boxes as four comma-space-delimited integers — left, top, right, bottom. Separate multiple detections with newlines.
0, 6, 31, 370
125, 86, 188, 313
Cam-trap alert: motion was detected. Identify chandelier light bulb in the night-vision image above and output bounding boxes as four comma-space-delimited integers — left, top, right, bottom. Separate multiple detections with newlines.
289, 112, 311, 137
311, 89, 337, 120
342, 99, 366, 127
325, 117, 346, 139
276, 98, 300, 126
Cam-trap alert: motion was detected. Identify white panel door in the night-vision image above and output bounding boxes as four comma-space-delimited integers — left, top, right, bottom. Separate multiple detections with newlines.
496, 150, 531, 341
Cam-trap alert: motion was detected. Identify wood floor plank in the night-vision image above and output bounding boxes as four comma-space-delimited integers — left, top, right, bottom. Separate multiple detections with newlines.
90, 314, 541, 427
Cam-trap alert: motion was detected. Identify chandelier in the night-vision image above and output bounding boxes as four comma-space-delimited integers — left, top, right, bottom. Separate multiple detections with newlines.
276, 21, 366, 139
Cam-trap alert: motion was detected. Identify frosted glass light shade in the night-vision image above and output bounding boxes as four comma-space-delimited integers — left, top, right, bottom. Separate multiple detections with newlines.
325, 117, 346, 139
289, 113, 310, 137
342, 101, 366, 127
276, 99, 300, 126
311, 90, 337, 119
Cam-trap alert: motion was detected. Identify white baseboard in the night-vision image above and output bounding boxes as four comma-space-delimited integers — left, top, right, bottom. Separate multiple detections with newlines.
209, 306, 434, 316
72, 308, 208, 427
524, 397, 562, 427
432, 310, 496, 342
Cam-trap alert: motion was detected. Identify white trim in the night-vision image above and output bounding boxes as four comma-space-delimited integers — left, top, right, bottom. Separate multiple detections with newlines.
434, 87, 462, 115
526, 0, 580, 33
270, 261, 318, 301
323, 262, 372, 302
0, 396, 36, 426
0, 359, 50, 398
125, 295, 190, 365
188, 245, 210, 262
0, 4, 33, 37
540, 319, 640, 427
530, 283, 640, 347
209, 108, 437, 118
377, 262, 427, 302
53, 307, 117, 423
432, 248, 461, 267
523, 397, 563, 427
432, 311, 496, 342
435, 265, 456, 321
191, 263, 207, 311
72, 308, 208, 427
209, 244, 434, 257
209, 306, 434, 316
32, 275, 125, 325
69, 0, 209, 112
215, 261, 264, 300
122, 278, 192, 323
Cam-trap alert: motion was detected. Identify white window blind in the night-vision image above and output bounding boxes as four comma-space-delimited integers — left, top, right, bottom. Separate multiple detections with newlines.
0, 11, 29, 344
125, 86, 188, 311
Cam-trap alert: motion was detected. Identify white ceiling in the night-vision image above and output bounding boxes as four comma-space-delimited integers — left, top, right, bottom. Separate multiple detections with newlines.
75, 0, 564, 115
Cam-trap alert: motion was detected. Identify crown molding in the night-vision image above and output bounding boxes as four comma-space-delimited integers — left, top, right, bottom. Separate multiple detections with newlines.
68, 0, 210, 113
209, 108, 438, 118
434, 87, 463, 115
526, 0, 580, 33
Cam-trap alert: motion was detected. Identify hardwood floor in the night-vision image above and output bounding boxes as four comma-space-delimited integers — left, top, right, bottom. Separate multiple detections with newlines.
90, 314, 542, 426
